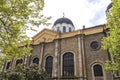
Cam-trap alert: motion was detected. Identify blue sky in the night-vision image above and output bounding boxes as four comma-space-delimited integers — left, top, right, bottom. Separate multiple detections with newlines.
27, 0, 111, 37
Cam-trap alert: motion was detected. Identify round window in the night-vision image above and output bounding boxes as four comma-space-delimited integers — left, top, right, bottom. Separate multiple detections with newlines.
90, 41, 100, 50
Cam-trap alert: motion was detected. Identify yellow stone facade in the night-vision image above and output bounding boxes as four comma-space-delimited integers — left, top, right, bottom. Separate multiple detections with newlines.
3, 23, 118, 80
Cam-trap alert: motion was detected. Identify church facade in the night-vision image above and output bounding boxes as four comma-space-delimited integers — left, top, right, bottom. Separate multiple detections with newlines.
2, 3, 120, 80
3, 17, 120, 80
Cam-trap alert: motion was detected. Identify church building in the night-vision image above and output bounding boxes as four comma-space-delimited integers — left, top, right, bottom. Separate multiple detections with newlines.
2, 2, 120, 80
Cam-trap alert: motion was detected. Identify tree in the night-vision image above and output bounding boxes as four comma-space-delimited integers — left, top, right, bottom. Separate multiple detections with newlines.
22, 64, 48, 80
0, 0, 51, 67
102, 0, 120, 73
0, 64, 48, 80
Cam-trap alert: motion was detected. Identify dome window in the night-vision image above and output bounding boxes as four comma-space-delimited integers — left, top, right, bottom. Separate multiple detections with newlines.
69, 27, 72, 32
57, 27, 60, 31
63, 26, 66, 32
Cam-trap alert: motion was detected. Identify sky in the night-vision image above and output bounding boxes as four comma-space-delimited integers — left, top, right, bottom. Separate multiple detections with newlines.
27, 0, 111, 37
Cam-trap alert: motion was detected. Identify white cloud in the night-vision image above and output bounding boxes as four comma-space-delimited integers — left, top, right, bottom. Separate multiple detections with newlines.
28, 0, 111, 37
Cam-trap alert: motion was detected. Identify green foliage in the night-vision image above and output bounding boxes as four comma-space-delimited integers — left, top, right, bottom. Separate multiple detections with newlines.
22, 64, 48, 80
0, 0, 51, 68
0, 64, 48, 80
7, 72, 22, 80
102, 0, 120, 73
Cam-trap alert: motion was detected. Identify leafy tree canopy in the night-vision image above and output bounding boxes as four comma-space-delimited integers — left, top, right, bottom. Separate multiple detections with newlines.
0, 64, 48, 80
102, 0, 120, 73
0, 0, 51, 67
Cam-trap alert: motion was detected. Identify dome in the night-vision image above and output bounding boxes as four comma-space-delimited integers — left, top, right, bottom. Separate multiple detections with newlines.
52, 17, 75, 33
106, 3, 112, 13
53, 17, 74, 26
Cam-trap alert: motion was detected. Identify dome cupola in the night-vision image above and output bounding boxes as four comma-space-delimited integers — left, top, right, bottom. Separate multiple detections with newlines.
52, 17, 75, 33
106, 3, 112, 13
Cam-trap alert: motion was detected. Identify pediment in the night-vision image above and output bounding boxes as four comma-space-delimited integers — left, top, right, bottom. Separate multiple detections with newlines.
32, 28, 59, 44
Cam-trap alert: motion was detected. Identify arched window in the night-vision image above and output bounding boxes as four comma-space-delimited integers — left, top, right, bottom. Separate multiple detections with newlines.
33, 57, 39, 65
16, 59, 23, 66
116, 71, 120, 76
93, 64, 103, 76
45, 56, 53, 77
57, 27, 60, 31
69, 27, 71, 32
63, 52, 74, 76
63, 26, 66, 32
6, 62, 11, 69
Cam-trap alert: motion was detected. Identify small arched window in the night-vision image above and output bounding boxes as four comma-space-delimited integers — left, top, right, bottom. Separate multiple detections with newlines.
6, 62, 11, 69
63, 26, 66, 32
33, 57, 39, 65
57, 27, 60, 31
69, 27, 72, 32
63, 52, 74, 76
45, 56, 53, 77
93, 64, 103, 76
16, 59, 23, 66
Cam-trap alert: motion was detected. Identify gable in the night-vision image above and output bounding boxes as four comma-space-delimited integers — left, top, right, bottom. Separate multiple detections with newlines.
32, 28, 59, 45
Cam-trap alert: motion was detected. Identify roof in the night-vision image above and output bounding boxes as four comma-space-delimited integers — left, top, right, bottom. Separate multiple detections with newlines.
31, 24, 108, 45
53, 17, 74, 26
106, 3, 112, 13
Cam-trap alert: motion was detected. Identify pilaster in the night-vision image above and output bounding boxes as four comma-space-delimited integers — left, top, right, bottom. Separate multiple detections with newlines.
39, 43, 45, 70
78, 35, 83, 77
81, 34, 87, 80
53, 40, 59, 78
78, 34, 87, 80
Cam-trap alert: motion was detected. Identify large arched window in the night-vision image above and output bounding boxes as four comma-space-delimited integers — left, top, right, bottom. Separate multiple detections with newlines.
33, 57, 39, 65
63, 52, 74, 76
93, 64, 103, 76
16, 59, 23, 66
6, 62, 11, 69
45, 56, 53, 77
